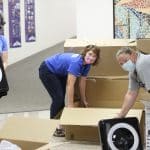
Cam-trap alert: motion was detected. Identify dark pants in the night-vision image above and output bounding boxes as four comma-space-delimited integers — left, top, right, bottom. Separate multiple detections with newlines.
39, 62, 67, 119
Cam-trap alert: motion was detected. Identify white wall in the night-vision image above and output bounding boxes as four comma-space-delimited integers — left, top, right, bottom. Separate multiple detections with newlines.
3, 0, 76, 65
76, 0, 114, 40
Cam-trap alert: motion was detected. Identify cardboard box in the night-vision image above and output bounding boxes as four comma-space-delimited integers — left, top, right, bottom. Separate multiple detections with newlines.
60, 107, 144, 143
35, 143, 50, 150
137, 39, 150, 53
0, 117, 59, 150
75, 76, 144, 109
140, 98, 150, 149
64, 39, 136, 76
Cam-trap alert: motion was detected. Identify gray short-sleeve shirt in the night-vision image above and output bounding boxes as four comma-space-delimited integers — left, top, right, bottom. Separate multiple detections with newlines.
128, 52, 150, 92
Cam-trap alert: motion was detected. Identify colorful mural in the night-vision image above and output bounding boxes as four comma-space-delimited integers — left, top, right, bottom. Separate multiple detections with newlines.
114, 0, 150, 39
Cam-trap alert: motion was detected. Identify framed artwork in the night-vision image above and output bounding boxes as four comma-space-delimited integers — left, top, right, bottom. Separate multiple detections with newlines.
0, 0, 4, 35
113, 0, 150, 39
8, 0, 21, 48
24, 0, 36, 42
0, 0, 3, 12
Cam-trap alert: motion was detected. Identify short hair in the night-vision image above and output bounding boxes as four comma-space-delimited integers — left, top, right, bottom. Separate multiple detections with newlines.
81, 45, 101, 66
116, 47, 134, 58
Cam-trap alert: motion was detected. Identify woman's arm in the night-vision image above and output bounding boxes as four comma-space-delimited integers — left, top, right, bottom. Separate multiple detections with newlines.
2, 51, 8, 69
66, 73, 77, 107
79, 76, 88, 107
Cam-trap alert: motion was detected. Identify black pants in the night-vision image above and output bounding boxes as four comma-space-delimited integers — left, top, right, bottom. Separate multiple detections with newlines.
39, 62, 67, 119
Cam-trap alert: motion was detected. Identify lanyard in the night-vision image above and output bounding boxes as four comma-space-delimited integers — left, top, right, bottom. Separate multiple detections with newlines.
134, 70, 145, 88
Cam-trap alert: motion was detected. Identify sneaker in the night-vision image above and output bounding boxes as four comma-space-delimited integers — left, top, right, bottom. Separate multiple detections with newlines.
53, 128, 65, 137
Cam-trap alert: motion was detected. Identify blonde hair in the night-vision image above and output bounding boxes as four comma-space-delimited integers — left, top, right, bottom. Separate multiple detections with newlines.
116, 47, 134, 58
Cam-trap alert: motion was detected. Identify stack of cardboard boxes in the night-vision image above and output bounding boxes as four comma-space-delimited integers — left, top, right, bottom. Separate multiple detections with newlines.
61, 39, 145, 143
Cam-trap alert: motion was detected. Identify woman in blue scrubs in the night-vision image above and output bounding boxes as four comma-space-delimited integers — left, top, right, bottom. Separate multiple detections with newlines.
39, 45, 100, 136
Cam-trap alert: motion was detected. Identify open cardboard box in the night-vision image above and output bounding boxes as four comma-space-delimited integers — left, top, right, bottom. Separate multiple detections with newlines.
60, 107, 144, 143
75, 76, 144, 109
0, 116, 59, 150
64, 39, 136, 76
67, 76, 145, 143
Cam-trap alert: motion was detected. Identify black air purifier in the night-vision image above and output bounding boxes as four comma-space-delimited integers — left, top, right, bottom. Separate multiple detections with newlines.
98, 117, 143, 150
0, 56, 9, 98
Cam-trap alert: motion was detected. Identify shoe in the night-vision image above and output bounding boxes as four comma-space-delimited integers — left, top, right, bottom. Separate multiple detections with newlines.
53, 128, 65, 137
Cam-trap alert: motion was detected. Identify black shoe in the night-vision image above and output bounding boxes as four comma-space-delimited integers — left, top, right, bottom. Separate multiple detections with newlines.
53, 128, 65, 137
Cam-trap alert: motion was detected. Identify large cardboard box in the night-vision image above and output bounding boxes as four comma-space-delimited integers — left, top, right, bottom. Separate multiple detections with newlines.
71, 76, 145, 143
61, 107, 144, 143
0, 117, 59, 150
75, 76, 144, 109
64, 39, 136, 76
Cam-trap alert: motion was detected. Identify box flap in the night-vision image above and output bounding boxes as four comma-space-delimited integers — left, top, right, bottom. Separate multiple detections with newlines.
88, 75, 128, 80
60, 108, 143, 127
137, 39, 150, 53
0, 117, 59, 143
64, 39, 136, 47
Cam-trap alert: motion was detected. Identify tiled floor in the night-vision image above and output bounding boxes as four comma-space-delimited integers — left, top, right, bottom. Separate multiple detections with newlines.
0, 110, 101, 150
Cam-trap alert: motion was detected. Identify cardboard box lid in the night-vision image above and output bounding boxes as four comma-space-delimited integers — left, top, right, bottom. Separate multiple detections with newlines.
60, 108, 143, 127
0, 117, 59, 143
64, 39, 136, 48
88, 75, 128, 80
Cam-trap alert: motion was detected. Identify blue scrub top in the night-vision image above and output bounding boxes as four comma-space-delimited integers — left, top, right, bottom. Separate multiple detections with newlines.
45, 53, 91, 77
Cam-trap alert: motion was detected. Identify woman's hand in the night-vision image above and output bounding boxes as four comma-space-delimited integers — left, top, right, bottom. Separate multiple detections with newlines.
66, 73, 76, 108
3, 63, 7, 70
81, 98, 88, 107
115, 112, 125, 118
